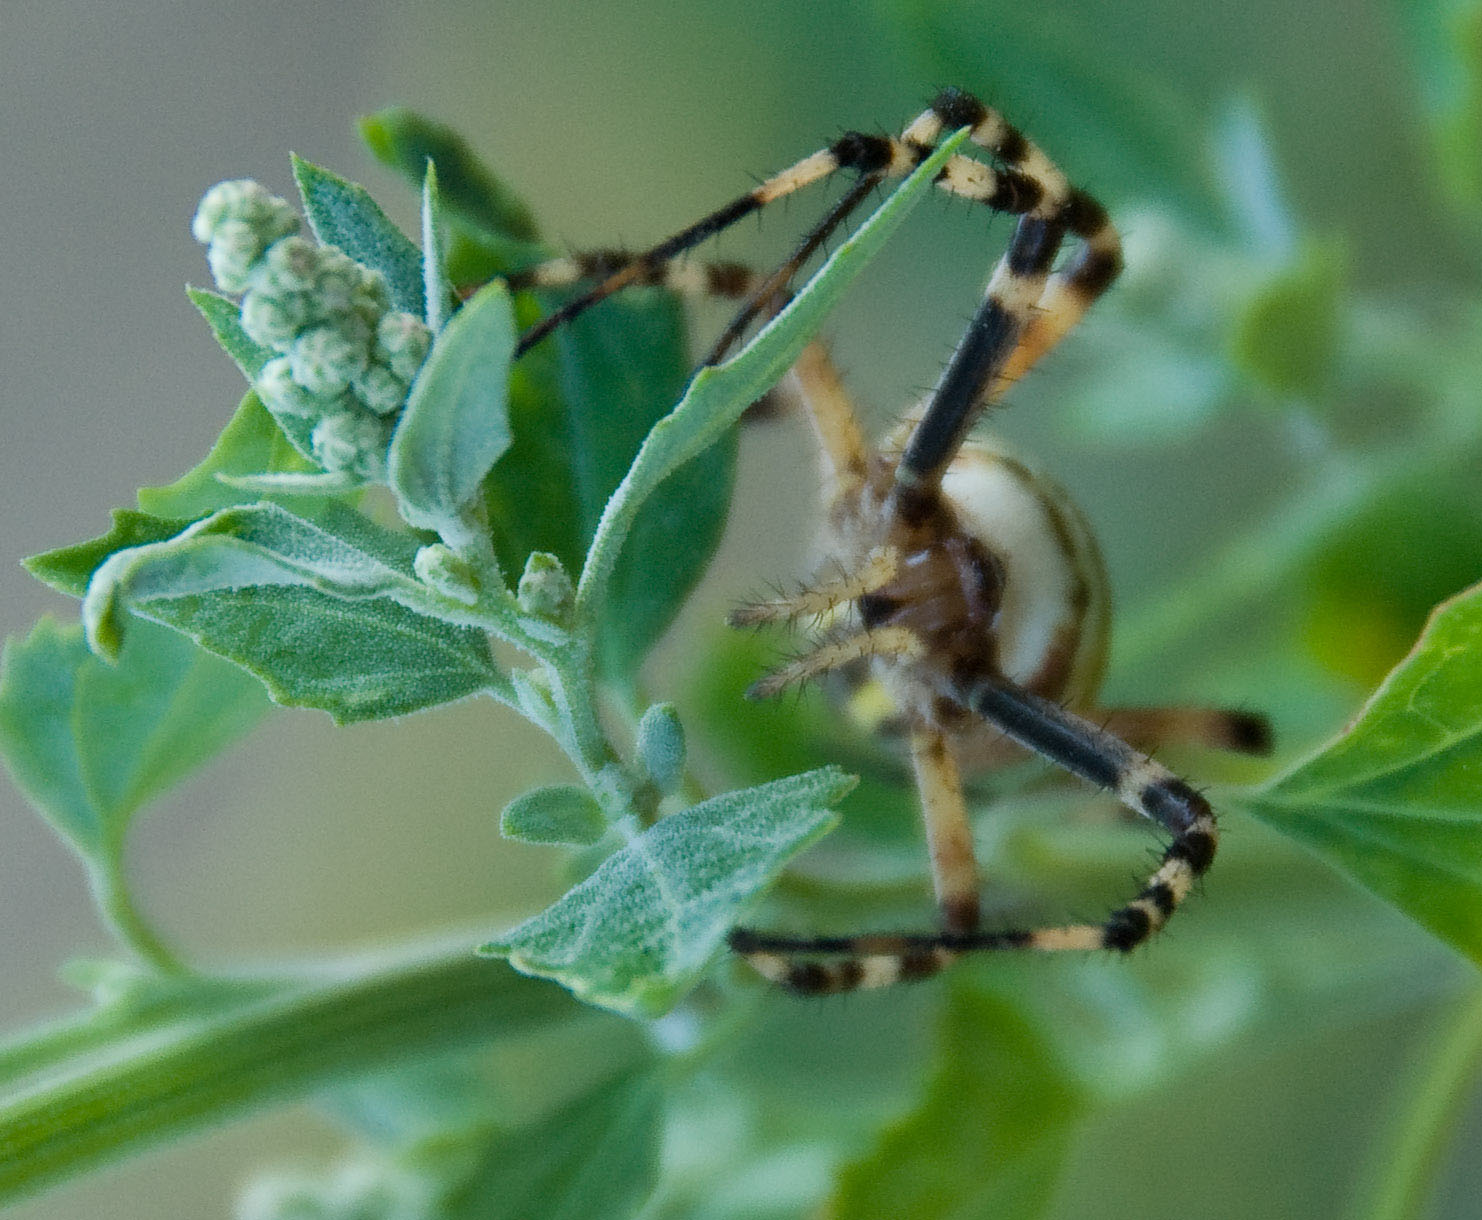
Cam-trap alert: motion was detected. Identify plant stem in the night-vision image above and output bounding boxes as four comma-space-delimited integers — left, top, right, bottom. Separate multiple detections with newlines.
0, 943, 573, 1205
94, 866, 186, 977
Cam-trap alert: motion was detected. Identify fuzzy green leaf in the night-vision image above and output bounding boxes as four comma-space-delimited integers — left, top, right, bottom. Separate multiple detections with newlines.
186, 287, 273, 381
138, 391, 328, 519
483, 767, 854, 1016
77, 504, 500, 723
501, 785, 607, 846
830, 986, 1087, 1220
418, 1069, 663, 1220
0, 617, 267, 943
635, 702, 685, 794
1242, 582, 1482, 962
291, 153, 425, 316
25, 510, 190, 598
360, 107, 541, 245
421, 160, 452, 334
388, 281, 515, 535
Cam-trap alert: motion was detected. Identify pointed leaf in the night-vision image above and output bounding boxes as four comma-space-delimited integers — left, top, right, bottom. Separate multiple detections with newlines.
830, 986, 1087, 1220
1242, 582, 1482, 962
483, 767, 854, 1016
389, 281, 515, 534
0, 617, 267, 873
291, 153, 425, 316
25, 510, 190, 598
186, 287, 273, 381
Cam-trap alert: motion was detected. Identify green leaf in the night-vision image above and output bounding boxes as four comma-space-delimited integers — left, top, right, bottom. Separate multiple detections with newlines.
77, 503, 502, 723
574, 128, 972, 648
1242, 582, 1482, 963
291, 153, 425, 316
186, 287, 273, 381
422, 159, 452, 333
25, 510, 190, 598
1229, 238, 1347, 399
0, 617, 267, 963
360, 107, 541, 244
829, 986, 1087, 1220
137, 391, 327, 519
418, 1069, 663, 1220
488, 287, 725, 681
1398, 0, 1482, 221
501, 785, 607, 846
483, 767, 855, 1017
388, 281, 516, 536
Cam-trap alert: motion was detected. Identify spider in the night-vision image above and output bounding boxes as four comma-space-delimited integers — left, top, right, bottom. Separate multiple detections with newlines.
505, 88, 1271, 995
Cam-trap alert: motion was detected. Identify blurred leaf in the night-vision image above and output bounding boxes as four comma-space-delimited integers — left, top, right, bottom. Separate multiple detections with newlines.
291, 153, 425, 316
1302, 484, 1482, 687
138, 392, 327, 519
1398, 0, 1482, 221
830, 986, 1086, 1220
483, 768, 854, 1017
0, 617, 267, 960
186, 288, 273, 381
1212, 96, 1297, 259
389, 281, 515, 535
501, 785, 607, 846
418, 1068, 663, 1220
1230, 238, 1347, 399
1243, 582, 1482, 963
868, 0, 1221, 222
360, 107, 541, 244
0, 616, 266, 858
78, 503, 502, 723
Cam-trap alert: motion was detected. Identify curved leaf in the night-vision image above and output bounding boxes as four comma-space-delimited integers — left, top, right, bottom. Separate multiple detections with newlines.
1242, 582, 1482, 962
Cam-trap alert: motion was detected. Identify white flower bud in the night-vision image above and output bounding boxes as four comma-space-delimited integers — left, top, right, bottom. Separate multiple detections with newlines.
310, 409, 391, 479
314, 248, 362, 313
351, 362, 408, 416
517, 551, 574, 621
255, 356, 326, 419
206, 220, 265, 294
250, 235, 320, 296
375, 312, 432, 381
239, 289, 308, 352
290, 322, 369, 397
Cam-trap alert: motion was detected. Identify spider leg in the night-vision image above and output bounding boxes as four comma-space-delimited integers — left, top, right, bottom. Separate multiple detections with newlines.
910, 729, 981, 933
729, 548, 897, 627
745, 626, 923, 700
729, 676, 1217, 995
1091, 705, 1273, 757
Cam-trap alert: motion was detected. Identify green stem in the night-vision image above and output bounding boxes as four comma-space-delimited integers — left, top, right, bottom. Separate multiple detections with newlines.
94, 866, 186, 977
0, 942, 573, 1205
1353, 986, 1482, 1220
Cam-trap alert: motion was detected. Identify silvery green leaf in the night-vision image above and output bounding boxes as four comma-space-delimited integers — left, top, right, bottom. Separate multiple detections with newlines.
483, 767, 854, 1016
500, 785, 607, 847
291, 154, 425, 316
389, 281, 515, 535
421, 160, 452, 334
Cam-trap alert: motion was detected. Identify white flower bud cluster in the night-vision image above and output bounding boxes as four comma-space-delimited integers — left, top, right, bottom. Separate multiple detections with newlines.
193, 180, 433, 481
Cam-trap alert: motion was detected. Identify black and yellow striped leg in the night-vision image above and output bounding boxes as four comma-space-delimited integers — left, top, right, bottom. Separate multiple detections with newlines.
729, 677, 1218, 995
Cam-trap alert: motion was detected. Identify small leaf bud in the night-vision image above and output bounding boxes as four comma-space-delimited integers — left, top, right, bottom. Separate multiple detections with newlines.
413, 543, 480, 605
635, 703, 686, 794
517, 552, 574, 621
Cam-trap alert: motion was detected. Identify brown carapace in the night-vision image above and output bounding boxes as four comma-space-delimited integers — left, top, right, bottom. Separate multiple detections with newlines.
506, 89, 1271, 995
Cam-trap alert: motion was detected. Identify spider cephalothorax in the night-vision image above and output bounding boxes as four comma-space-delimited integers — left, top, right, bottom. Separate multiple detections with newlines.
506, 88, 1271, 994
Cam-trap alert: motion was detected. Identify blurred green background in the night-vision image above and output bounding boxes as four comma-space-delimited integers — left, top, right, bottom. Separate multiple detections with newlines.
2, 0, 1480, 1216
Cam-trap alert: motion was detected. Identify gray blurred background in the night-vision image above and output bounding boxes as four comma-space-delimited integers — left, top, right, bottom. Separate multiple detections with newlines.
0, 0, 1440, 1215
